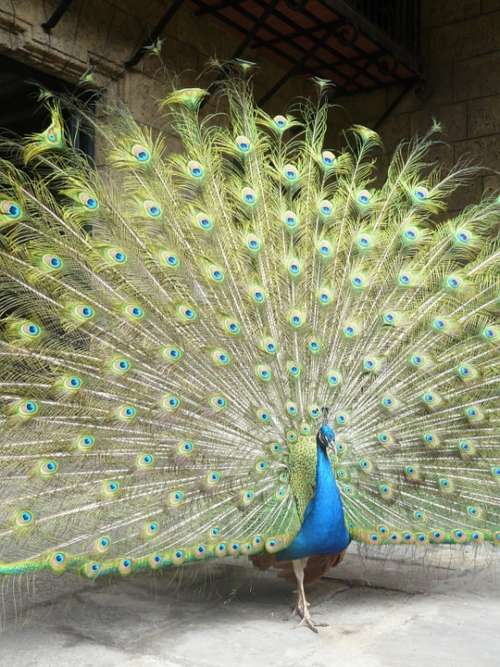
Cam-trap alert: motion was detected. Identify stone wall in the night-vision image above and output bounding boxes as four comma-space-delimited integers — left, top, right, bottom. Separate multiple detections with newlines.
1, 0, 499, 209
333, 0, 500, 211
0, 0, 303, 144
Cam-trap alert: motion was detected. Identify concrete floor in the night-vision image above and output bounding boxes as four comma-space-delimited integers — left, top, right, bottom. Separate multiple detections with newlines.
1, 546, 499, 667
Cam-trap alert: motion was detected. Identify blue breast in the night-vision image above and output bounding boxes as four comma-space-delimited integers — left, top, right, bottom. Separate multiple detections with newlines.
277, 445, 350, 561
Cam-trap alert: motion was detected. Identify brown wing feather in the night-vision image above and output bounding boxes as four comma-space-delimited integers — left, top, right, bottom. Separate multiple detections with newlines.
250, 550, 346, 585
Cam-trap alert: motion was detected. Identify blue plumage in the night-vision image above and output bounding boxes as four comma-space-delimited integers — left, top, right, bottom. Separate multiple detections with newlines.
278, 428, 350, 561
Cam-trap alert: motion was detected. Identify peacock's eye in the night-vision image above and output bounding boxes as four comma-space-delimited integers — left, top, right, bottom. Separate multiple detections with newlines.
132, 144, 150, 162
235, 135, 252, 153
188, 160, 204, 178
357, 189, 371, 205
273, 115, 287, 129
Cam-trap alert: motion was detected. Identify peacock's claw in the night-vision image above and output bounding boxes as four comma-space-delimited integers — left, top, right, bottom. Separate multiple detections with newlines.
292, 601, 328, 632
299, 616, 319, 634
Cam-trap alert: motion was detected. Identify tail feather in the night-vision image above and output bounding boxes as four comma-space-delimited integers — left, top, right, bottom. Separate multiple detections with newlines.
0, 64, 498, 579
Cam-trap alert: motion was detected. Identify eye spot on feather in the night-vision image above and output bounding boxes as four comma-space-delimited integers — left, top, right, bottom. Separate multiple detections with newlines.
42, 254, 63, 270
79, 193, 99, 210
282, 210, 299, 231
288, 258, 301, 277
48, 551, 67, 572
172, 549, 185, 564
15, 399, 40, 418
188, 160, 204, 179
319, 200, 333, 218
318, 287, 334, 305
119, 558, 133, 575
288, 309, 305, 329
287, 258, 302, 277
1, 200, 22, 219
176, 303, 198, 323
342, 319, 360, 339
241, 187, 257, 205
464, 404, 484, 423
211, 349, 230, 366
208, 265, 225, 283
350, 271, 369, 291
321, 150, 336, 167
307, 338, 321, 354
309, 405, 320, 419
400, 225, 423, 247
249, 285, 266, 303
399, 273, 410, 285
413, 185, 429, 201
102, 479, 121, 497
70, 303, 95, 322
273, 115, 288, 130
235, 135, 252, 153
356, 189, 372, 206
482, 325, 498, 342
245, 234, 261, 253
20, 321, 42, 339
162, 345, 183, 363
261, 337, 277, 354
223, 317, 240, 335
144, 200, 162, 218
37, 458, 57, 480
326, 369, 342, 387
194, 212, 214, 232
255, 364, 272, 382
317, 240, 333, 259
335, 412, 349, 426
283, 164, 299, 182
112, 248, 127, 265
132, 144, 150, 162
256, 408, 271, 424
16, 510, 34, 527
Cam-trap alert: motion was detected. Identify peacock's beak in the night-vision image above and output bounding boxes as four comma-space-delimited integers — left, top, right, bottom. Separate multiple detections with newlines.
328, 441, 337, 455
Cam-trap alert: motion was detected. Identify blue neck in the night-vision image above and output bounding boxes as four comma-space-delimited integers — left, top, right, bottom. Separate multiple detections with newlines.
278, 439, 351, 561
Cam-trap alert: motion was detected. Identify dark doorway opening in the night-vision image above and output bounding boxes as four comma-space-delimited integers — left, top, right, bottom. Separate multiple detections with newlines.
0, 55, 94, 157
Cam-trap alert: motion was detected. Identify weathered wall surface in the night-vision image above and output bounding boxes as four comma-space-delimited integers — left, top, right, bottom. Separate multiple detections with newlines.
1, 0, 499, 209
333, 0, 500, 211
0, 0, 303, 142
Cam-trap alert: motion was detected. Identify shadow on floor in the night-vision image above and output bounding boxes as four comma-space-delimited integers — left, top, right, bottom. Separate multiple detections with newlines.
1, 547, 499, 667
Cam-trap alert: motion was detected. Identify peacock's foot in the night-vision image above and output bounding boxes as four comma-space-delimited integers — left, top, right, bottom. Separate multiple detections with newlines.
292, 600, 328, 633
291, 558, 328, 632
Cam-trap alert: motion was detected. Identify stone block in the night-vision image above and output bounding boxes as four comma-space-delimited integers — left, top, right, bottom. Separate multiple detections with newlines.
427, 11, 500, 62
481, 0, 500, 11
467, 94, 500, 138
448, 174, 484, 211
411, 103, 467, 142
454, 51, 500, 101
165, 5, 237, 61
378, 112, 411, 151
483, 172, 500, 194
422, 0, 481, 27
426, 141, 455, 171
454, 134, 500, 174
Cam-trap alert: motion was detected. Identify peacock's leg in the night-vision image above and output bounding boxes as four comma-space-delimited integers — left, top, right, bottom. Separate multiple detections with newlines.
292, 558, 328, 632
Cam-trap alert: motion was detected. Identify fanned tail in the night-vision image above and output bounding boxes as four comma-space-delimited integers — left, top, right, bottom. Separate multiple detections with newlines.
0, 64, 498, 581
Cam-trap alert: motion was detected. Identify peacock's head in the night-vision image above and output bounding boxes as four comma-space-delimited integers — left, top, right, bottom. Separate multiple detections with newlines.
317, 423, 336, 454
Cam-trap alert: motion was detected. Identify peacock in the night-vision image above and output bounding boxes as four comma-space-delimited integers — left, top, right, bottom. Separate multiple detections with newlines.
0, 60, 498, 633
